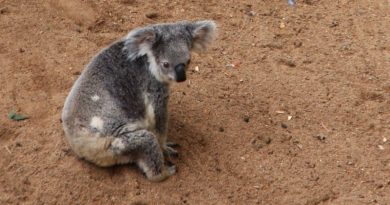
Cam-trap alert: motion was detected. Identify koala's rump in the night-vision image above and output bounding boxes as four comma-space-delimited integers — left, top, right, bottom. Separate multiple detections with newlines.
61, 40, 150, 167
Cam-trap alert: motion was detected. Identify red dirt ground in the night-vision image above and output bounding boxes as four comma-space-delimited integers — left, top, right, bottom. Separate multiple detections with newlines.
0, 0, 389, 204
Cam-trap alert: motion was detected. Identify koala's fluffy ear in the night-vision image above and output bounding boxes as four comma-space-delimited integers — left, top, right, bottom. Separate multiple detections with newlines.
124, 27, 157, 60
189, 20, 217, 52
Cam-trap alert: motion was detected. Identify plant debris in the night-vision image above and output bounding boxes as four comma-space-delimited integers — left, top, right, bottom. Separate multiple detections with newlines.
8, 111, 29, 121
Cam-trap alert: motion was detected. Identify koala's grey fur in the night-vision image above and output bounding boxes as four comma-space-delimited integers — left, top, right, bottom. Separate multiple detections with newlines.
62, 20, 216, 182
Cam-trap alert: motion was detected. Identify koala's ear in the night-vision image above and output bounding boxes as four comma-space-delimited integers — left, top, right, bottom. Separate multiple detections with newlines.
124, 27, 157, 59
189, 20, 217, 52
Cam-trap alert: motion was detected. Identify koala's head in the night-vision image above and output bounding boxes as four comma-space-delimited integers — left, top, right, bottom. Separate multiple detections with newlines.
124, 20, 216, 83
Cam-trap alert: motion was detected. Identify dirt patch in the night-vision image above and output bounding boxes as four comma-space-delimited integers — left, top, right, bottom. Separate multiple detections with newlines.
0, 0, 389, 204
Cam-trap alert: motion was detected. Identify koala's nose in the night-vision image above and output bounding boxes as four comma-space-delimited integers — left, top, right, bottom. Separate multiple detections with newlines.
174, 63, 186, 82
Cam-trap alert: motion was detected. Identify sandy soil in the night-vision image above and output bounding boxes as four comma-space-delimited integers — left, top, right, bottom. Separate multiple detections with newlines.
0, 0, 390, 204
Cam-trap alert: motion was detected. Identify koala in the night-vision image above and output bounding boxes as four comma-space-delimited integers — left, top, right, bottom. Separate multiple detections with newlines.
61, 20, 216, 182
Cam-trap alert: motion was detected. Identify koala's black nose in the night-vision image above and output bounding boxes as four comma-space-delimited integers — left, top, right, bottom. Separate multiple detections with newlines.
174, 63, 186, 82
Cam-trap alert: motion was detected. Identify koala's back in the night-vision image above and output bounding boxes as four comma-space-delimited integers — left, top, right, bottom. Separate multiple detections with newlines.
62, 41, 151, 166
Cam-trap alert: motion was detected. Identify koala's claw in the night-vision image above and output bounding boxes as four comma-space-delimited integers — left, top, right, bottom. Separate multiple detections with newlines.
164, 146, 179, 158
166, 142, 180, 148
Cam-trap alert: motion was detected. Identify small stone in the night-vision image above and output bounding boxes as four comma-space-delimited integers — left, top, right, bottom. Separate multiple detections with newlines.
279, 58, 296, 67
145, 12, 158, 19
226, 63, 235, 69
280, 22, 286, 29
219, 127, 224, 132
247, 11, 256, 16
330, 21, 339, 28
61, 148, 71, 154
15, 142, 22, 147
0, 7, 9, 14
383, 138, 388, 143
287, 116, 292, 121
72, 71, 81, 75
281, 123, 288, 129
251, 135, 272, 150
75, 27, 82, 33
194, 66, 199, 72
378, 145, 385, 150
288, 0, 296, 6
243, 116, 250, 123
294, 41, 302, 48
313, 133, 326, 141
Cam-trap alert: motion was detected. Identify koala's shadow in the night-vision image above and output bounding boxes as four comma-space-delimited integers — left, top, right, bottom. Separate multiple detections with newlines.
166, 113, 208, 166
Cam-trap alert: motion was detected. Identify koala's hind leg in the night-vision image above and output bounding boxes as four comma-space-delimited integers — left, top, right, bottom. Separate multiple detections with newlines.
111, 130, 175, 182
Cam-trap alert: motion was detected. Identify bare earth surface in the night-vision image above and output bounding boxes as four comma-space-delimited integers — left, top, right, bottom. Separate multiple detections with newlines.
1, 0, 390, 204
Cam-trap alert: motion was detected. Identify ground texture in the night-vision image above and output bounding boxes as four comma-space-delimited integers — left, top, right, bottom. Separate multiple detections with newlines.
0, 0, 390, 204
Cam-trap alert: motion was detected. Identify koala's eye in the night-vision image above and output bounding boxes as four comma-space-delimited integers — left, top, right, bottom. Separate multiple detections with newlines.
163, 62, 170, 68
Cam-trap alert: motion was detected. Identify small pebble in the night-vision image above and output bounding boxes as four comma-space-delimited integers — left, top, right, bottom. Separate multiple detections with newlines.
145, 12, 158, 19
378, 145, 385, 150
0, 7, 9, 14
194, 66, 199, 72
383, 138, 387, 143
247, 11, 256, 16
19, 48, 25, 53
330, 21, 339, 28
226, 63, 235, 69
243, 116, 250, 123
313, 133, 326, 141
280, 58, 296, 67
281, 123, 288, 129
287, 116, 292, 121
294, 41, 303, 48
219, 127, 224, 132
75, 27, 82, 33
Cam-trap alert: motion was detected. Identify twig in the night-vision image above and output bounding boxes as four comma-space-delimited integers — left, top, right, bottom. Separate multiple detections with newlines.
321, 122, 330, 132
4, 146, 11, 154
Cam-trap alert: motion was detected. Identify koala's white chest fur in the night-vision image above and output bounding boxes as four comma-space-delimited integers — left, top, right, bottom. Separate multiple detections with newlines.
143, 93, 156, 130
